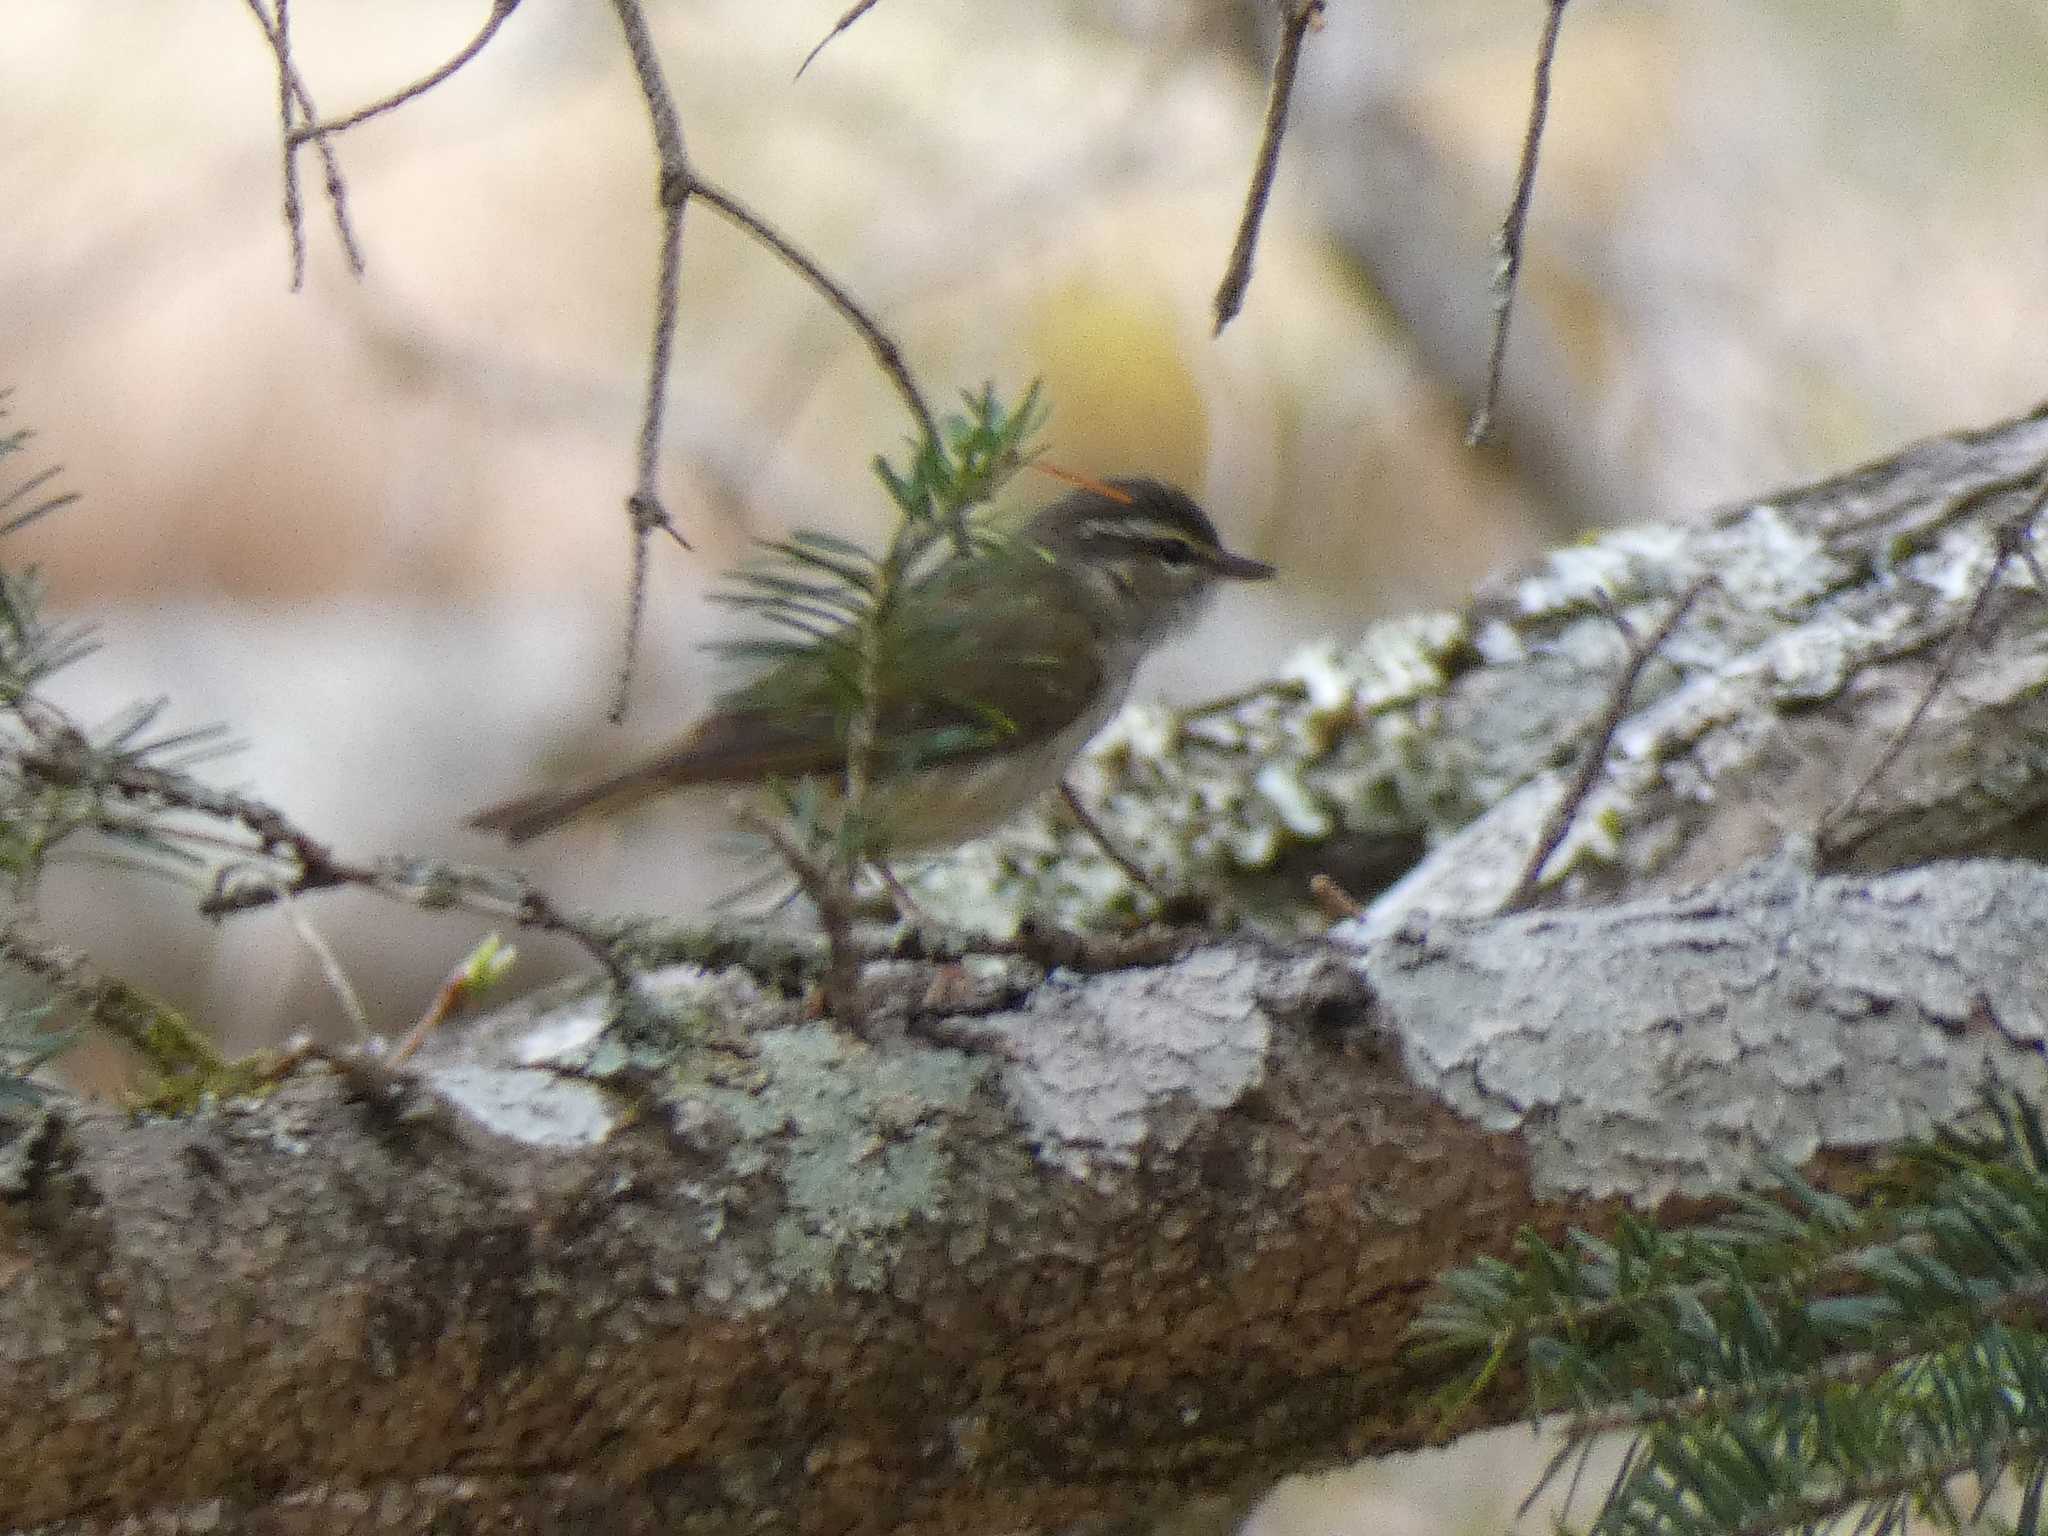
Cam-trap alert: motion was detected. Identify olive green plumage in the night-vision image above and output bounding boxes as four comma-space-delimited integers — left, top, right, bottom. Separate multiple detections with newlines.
468, 478, 1272, 848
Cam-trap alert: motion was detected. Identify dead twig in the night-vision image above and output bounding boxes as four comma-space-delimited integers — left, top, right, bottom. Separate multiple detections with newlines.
605, 0, 698, 723
1466, 0, 1569, 446
691, 178, 937, 449
1498, 576, 1711, 913
1821, 473, 2048, 852
16, 734, 637, 999
601, 1, 938, 725
795, 0, 885, 79
290, 0, 523, 145
738, 808, 867, 1030
1212, 0, 1325, 335
240, 0, 366, 285
1059, 779, 1158, 894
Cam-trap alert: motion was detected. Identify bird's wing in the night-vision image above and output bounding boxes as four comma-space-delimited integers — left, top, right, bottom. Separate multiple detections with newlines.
467, 550, 1104, 841
675, 552, 1105, 783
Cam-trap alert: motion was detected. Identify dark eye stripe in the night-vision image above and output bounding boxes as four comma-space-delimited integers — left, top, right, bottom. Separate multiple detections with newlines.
1083, 524, 1209, 563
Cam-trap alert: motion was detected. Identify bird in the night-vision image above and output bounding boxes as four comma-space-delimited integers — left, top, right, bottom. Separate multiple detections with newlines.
466, 477, 1274, 855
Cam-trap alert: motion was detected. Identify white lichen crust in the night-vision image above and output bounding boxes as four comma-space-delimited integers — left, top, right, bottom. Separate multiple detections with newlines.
1357, 856, 2048, 1201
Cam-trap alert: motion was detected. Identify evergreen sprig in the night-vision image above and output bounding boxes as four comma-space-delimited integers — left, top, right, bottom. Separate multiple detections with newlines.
871, 380, 1046, 553
711, 382, 1046, 862
702, 383, 1048, 1021
1420, 1088, 2048, 1535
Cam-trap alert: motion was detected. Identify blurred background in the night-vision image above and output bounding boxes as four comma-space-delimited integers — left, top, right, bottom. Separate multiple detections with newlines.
8, 0, 2048, 1049
9, 0, 2048, 1527
13, 0, 2048, 1064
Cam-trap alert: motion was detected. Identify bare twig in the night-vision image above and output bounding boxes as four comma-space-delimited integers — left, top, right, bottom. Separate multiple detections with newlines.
290, 0, 523, 145
269, 883, 374, 1040
268, 0, 305, 288
601, 6, 938, 725
1499, 576, 1711, 913
1821, 475, 2048, 850
1466, 0, 1569, 446
692, 178, 937, 448
242, 0, 939, 731
739, 808, 866, 1030
1212, 0, 1325, 335
15, 733, 638, 998
21, 733, 377, 894
795, 0, 885, 79
1059, 780, 1158, 894
504, 879, 639, 997
606, 0, 699, 723
241, 0, 366, 284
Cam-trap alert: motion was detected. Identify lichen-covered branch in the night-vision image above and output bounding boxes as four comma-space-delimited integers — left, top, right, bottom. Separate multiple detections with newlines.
17, 407, 2048, 1532
13, 854, 2048, 1533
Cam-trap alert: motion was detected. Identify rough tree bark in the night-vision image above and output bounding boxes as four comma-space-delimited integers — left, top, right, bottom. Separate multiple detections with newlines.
10, 404, 2048, 1535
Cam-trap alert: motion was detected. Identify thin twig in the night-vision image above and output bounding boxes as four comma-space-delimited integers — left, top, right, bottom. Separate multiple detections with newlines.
795, 0, 884, 79
1822, 477, 2048, 850
16, 732, 636, 997
1466, 0, 1569, 446
739, 808, 866, 1030
606, 0, 698, 723
508, 879, 639, 997
693, 178, 937, 447
1212, 0, 1324, 335
268, 882, 374, 1041
599, 4, 929, 707
290, 0, 522, 145
20, 733, 376, 895
1498, 577, 1711, 913
267, 0, 306, 288
241, 0, 366, 282
1059, 780, 1157, 894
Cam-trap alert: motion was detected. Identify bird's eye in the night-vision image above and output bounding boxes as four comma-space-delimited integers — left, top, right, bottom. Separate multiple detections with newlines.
1153, 539, 1197, 566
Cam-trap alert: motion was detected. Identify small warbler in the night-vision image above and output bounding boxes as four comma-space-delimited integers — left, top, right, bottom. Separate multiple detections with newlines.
468, 478, 1273, 852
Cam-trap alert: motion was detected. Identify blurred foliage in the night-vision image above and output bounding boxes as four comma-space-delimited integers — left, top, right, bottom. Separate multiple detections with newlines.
719, 381, 1046, 868
1421, 1087, 2048, 1535
0, 399, 236, 1106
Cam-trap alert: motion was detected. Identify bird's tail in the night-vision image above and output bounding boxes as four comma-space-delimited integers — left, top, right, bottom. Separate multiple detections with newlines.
465, 763, 681, 844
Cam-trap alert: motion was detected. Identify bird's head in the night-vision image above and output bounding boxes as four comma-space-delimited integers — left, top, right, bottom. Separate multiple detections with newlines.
1024, 478, 1274, 647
